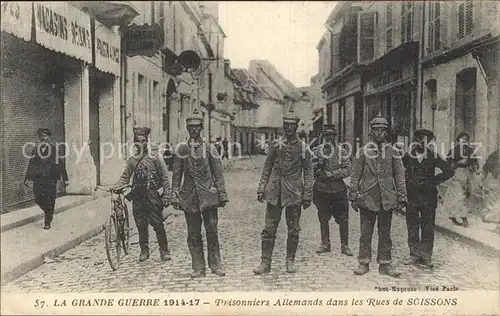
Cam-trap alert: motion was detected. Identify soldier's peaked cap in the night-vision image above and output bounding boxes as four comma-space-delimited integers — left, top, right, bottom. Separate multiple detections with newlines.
283, 108, 300, 124
370, 112, 389, 128
133, 127, 151, 138
322, 124, 337, 135
37, 128, 51, 136
186, 108, 204, 126
414, 128, 435, 140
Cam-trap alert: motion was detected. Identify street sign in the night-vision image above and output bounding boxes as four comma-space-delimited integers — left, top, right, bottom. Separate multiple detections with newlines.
123, 23, 163, 57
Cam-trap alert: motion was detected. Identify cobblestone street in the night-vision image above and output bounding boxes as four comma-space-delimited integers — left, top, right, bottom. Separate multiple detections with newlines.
2, 157, 499, 293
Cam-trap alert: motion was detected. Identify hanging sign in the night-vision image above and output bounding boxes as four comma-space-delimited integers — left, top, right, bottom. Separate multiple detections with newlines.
1, 2, 32, 41
94, 20, 121, 76
123, 23, 162, 57
33, 2, 92, 63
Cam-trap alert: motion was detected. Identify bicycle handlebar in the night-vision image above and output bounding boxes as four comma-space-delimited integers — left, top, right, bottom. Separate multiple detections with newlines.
94, 184, 131, 194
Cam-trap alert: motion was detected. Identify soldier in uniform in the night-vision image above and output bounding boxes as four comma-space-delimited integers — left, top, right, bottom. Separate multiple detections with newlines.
312, 124, 353, 256
349, 113, 407, 278
254, 109, 314, 274
24, 128, 69, 229
171, 109, 229, 278
114, 127, 171, 262
403, 129, 454, 268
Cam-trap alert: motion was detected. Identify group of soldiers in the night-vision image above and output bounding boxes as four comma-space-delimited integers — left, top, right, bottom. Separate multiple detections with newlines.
25, 105, 455, 279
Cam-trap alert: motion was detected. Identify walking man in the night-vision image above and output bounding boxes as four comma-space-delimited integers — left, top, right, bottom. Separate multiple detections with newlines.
24, 128, 69, 229
114, 127, 171, 262
171, 109, 229, 278
254, 109, 314, 274
349, 113, 407, 278
312, 124, 353, 256
403, 129, 454, 268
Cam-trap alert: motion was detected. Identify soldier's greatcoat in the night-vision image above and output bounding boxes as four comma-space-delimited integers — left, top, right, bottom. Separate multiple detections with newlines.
171, 141, 228, 211
257, 136, 314, 207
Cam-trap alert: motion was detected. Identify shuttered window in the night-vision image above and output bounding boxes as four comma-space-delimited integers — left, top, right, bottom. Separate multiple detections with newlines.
386, 3, 394, 50
428, 2, 441, 52
357, 11, 377, 64
331, 32, 340, 74
401, 1, 413, 43
458, 0, 473, 39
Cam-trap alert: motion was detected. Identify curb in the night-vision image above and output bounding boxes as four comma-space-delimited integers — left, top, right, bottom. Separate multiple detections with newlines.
0, 196, 96, 233
1, 224, 104, 286
394, 209, 500, 256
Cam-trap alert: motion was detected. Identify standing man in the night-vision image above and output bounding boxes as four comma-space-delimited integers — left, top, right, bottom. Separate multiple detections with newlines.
171, 109, 229, 278
312, 124, 353, 256
349, 113, 407, 278
253, 109, 314, 274
25, 128, 69, 230
222, 137, 229, 160
403, 129, 454, 268
114, 127, 171, 262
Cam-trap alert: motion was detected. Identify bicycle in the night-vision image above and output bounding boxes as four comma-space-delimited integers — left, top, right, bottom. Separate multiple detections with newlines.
94, 184, 132, 270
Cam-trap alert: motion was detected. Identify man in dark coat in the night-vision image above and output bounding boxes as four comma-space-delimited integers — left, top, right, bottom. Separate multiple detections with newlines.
312, 124, 353, 256
403, 129, 454, 268
25, 128, 69, 229
349, 113, 407, 278
114, 127, 171, 262
171, 109, 229, 278
254, 109, 314, 274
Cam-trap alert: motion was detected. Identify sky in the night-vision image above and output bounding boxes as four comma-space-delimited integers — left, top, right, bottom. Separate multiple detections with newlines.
218, 1, 338, 88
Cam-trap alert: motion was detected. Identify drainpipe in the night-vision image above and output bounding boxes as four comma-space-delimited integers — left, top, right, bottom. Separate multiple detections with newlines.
417, 1, 426, 129
120, 28, 128, 157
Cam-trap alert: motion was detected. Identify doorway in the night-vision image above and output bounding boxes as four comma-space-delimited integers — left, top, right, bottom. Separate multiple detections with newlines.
455, 68, 477, 140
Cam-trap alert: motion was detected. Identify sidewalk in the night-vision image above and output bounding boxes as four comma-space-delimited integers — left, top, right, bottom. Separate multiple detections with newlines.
0, 195, 110, 285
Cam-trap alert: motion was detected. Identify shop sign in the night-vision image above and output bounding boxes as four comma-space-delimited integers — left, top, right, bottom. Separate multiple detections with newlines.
1, 2, 32, 41
94, 20, 120, 76
123, 24, 163, 57
33, 2, 91, 63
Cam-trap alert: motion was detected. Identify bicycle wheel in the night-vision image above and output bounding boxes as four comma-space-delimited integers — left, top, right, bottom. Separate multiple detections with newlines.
104, 214, 121, 270
121, 202, 131, 255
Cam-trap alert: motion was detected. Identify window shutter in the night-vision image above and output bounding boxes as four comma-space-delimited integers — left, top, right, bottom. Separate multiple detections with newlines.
434, 2, 441, 50
385, 3, 393, 52
331, 32, 340, 73
357, 11, 377, 64
465, 0, 473, 36
458, 2, 465, 38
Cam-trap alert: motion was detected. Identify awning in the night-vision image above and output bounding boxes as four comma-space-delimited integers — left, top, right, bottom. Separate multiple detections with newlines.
71, 1, 140, 26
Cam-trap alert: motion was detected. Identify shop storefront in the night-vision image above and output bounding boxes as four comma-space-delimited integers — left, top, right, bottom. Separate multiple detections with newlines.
363, 42, 419, 146
1, 2, 95, 211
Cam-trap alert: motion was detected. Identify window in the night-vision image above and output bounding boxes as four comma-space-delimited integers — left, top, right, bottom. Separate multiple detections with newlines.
330, 32, 340, 75
428, 2, 441, 52
357, 11, 377, 63
386, 3, 394, 50
458, 0, 473, 39
455, 68, 476, 139
401, 1, 413, 43
159, 1, 164, 19
138, 74, 145, 123
338, 99, 346, 142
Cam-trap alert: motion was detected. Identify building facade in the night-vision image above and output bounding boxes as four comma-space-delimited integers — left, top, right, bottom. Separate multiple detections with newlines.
1, 1, 132, 212
321, 1, 500, 161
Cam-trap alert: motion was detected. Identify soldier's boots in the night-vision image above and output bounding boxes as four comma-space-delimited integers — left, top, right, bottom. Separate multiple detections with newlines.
404, 256, 422, 265
139, 251, 150, 262
286, 237, 299, 274
379, 264, 401, 278
253, 239, 274, 275
353, 263, 370, 275
159, 249, 171, 261
341, 245, 353, 256
211, 267, 226, 276
190, 269, 206, 278
420, 259, 434, 269
316, 244, 331, 253
286, 260, 297, 273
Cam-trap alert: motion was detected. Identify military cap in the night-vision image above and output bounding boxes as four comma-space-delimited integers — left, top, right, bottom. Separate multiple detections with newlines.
186, 108, 204, 126
322, 124, 337, 135
133, 127, 151, 138
283, 108, 300, 124
370, 112, 389, 129
37, 128, 52, 136
414, 128, 435, 141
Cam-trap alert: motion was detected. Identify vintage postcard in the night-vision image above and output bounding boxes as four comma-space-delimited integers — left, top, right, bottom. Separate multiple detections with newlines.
1, 1, 499, 315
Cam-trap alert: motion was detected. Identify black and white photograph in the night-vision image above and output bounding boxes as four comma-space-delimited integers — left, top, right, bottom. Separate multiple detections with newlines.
1, 1, 499, 315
